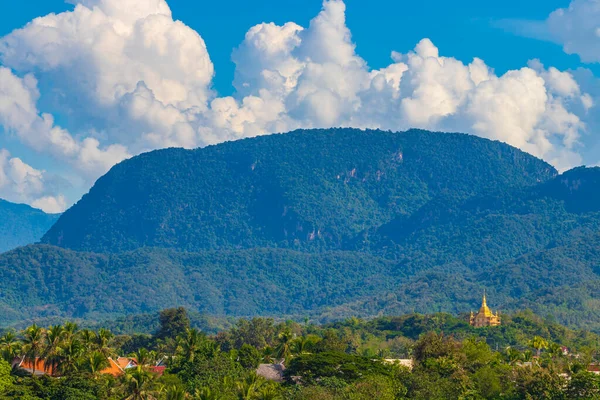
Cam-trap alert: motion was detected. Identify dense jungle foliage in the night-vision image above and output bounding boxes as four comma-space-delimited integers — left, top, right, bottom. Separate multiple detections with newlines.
41, 129, 556, 253
3, 308, 600, 400
2, 130, 600, 330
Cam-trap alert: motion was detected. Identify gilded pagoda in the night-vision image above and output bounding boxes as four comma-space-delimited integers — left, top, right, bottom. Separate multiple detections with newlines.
470, 292, 501, 328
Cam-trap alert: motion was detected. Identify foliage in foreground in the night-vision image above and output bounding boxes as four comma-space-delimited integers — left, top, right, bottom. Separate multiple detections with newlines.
1, 308, 600, 399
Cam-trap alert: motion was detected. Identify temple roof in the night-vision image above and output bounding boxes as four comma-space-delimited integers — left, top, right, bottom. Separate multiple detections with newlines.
478, 293, 494, 317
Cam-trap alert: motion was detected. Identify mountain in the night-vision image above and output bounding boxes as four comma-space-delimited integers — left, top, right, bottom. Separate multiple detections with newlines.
0, 199, 60, 253
42, 128, 556, 253
2, 128, 600, 330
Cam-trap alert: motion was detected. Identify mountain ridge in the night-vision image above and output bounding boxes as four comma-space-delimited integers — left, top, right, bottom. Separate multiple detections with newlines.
42, 128, 556, 253
0, 199, 60, 253
0, 128, 598, 330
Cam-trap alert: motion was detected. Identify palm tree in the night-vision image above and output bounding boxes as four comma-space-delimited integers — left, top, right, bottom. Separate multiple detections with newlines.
79, 329, 97, 351
0, 331, 20, 363
195, 387, 221, 400
21, 324, 45, 376
63, 322, 78, 340
164, 385, 187, 400
43, 325, 65, 373
83, 351, 110, 377
156, 338, 177, 361
235, 374, 264, 400
95, 328, 115, 358
134, 348, 157, 368
178, 329, 204, 363
291, 334, 319, 356
58, 336, 83, 375
505, 347, 522, 365
255, 384, 282, 400
530, 336, 549, 357
274, 330, 293, 363
124, 366, 156, 400
261, 346, 274, 364
547, 342, 563, 359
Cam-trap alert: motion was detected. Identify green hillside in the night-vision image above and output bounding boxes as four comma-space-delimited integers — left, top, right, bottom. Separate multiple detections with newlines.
0, 129, 598, 330
0, 199, 59, 253
42, 128, 556, 253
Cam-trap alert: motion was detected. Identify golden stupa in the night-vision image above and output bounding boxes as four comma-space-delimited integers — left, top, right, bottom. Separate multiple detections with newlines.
470, 292, 501, 328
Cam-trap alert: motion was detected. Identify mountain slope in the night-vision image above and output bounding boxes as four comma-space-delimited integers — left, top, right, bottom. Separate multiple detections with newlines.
0, 244, 396, 325
0, 199, 60, 253
42, 128, 556, 253
3, 129, 600, 330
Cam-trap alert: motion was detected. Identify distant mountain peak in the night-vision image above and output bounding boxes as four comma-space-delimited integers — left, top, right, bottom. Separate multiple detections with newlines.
0, 199, 60, 253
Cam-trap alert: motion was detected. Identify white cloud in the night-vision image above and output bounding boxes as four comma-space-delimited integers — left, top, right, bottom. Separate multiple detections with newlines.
546, 0, 600, 64
0, 149, 66, 212
0, 0, 598, 210
0, 67, 131, 177
0, 0, 214, 154
31, 195, 67, 214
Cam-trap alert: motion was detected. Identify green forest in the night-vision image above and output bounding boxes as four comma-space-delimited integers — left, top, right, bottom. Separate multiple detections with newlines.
2, 129, 600, 330
3, 308, 600, 400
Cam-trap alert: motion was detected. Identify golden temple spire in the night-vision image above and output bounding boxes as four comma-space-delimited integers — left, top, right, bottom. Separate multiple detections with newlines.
482, 289, 487, 308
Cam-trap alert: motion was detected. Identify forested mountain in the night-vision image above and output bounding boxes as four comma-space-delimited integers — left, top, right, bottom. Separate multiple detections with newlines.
0, 199, 59, 253
42, 128, 556, 253
1, 129, 599, 330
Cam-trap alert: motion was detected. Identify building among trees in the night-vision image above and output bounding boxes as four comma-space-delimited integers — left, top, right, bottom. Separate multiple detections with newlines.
470, 292, 501, 327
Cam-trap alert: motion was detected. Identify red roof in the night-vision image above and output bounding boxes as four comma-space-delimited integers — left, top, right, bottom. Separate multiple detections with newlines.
14, 358, 56, 376
100, 358, 125, 377
588, 365, 600, 372
150, 366, 166, 376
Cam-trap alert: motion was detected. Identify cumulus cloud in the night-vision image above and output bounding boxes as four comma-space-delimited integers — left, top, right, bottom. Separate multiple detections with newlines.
0, 149, 66, 212
546, 0, 600, 63
0, 0, 214, 154
0, 67, 130, 177
223, 7, 590, 169
0, 0, 598, 210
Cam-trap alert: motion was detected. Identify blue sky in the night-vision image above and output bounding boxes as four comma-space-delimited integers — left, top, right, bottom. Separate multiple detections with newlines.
0, 0, 582, 96
0, 0, 599, 212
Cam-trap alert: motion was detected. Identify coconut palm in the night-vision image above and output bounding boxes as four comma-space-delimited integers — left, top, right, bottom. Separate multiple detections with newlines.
21, 324, 45, 376
546, 342, 563, 359
164, 385, 187, 400
63, 322, 78, 339
235, 373, 264, 400
0, 331, 20, 363
505, 347, 522, 365
79, 329, 97, 351
134, 348, 157, 368
274, 330, 294, 362
178, 329, 205, 363
291, 334, 320, 356
261, 346, 274, 364
195, 387, 221, 400
530, 336, 549, 357
57, 336, 83, 375
95, 328, 115, 358
43, 325, 65, 373
124, 365, 156, 400
83, 351, 110, 377
255, 384, 282, 400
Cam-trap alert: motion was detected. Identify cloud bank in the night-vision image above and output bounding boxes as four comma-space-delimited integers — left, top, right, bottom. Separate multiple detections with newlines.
0, 0, 598, 211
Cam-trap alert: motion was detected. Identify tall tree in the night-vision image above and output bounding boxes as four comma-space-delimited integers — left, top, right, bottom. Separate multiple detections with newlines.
124, 366, 156, 400
0, 332, 20, 363
43, 324, 65, 373
157, 308, 191, 341
21, 324, 45, 376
